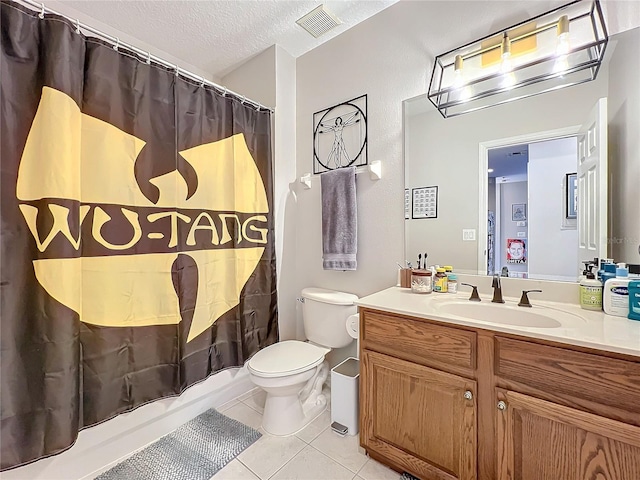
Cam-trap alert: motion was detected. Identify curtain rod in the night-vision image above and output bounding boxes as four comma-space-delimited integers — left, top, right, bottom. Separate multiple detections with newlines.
15, 0, 274, 113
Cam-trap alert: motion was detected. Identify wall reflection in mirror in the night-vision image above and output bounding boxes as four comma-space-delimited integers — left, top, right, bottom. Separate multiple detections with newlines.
404, 27, 640, 282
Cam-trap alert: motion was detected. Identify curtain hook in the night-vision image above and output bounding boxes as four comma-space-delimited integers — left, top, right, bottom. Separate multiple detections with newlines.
174, 64, 179, 77
255, 102, 261, 111
38, 3, 45, 19
75, 19, 81, 34
113, 37, 120, 51
200, 76, 206, 87
146, 52, 151, 65
240, 95, 246, 104
222, 87, 227, 97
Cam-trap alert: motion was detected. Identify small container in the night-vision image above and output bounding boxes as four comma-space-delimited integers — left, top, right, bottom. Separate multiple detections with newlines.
411, 269, 432, 294
443, 265, 454, 273
434, 268, 448, 293
447, 273, 458, 293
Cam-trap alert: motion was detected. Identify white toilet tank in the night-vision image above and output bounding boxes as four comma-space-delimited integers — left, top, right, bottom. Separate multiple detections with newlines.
301, 287, 358, 349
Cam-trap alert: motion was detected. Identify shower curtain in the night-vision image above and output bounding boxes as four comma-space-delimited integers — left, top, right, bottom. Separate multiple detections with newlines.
0, 1, 278, 470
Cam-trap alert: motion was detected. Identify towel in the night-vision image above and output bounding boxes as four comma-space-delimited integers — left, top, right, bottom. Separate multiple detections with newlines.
321, 167, 357, 270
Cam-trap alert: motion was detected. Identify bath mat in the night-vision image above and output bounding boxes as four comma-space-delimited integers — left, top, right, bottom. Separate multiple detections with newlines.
95, 409, 261, 480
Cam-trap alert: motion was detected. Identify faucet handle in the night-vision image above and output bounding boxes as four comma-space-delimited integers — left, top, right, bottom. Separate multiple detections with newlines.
460, 283, 481, 302
518, 289, 542, 307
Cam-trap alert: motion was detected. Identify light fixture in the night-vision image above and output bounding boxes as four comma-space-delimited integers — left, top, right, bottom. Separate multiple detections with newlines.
428, 0, 608, 118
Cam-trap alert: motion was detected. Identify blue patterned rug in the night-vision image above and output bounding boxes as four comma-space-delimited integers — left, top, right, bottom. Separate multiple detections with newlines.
95, 409, 261, 480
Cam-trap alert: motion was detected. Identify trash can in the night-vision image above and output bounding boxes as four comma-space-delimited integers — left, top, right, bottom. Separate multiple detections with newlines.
330, 357, 359, 436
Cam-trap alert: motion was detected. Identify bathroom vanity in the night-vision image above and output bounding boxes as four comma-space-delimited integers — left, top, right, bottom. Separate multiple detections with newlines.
356, 287, 640, 480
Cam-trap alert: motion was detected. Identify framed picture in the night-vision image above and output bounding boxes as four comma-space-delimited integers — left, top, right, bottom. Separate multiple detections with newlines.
506, 238, 527, 264
511, 203, 526, 222
565, 173, 577, 219
412, 186, 438, 219
312, 95, 367, 174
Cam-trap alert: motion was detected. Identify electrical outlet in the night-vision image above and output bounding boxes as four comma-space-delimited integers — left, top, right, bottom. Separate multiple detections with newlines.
463, 229, 476, 241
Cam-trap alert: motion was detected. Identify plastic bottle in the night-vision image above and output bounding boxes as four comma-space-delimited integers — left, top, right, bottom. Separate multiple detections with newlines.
629, 280, 640, 321
447, 274, 458, 294
601, 263, 617, 287
434, 268, 448, 293
580, 269, 602, 311
603, 264, 631, 317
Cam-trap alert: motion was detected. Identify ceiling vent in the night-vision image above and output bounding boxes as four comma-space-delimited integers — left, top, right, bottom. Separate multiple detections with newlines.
296, 5, 342, 38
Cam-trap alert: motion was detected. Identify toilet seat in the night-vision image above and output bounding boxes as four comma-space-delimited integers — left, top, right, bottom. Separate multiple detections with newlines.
248, 340, 330, 378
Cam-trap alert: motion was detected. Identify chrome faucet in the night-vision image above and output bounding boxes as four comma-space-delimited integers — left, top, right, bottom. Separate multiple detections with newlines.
491, 275, 505, 303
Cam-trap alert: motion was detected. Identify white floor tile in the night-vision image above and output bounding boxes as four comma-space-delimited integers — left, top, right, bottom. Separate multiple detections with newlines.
310, 430, 367, 473
238, 387, 261, 401
295, 409, 331, 443
211, 459, 260, 480
242, 389, 267, 414
222, 402, 263, 430
357, 458, 399, 480
270, 445, 354, 480
217, 398, 240, 412
238, 433, 306, 479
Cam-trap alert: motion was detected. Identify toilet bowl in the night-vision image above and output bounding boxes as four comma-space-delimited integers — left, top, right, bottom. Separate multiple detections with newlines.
247, 288, 358, 436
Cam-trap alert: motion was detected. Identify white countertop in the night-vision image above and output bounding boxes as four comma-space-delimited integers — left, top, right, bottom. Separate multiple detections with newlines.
355, 286, 640, 358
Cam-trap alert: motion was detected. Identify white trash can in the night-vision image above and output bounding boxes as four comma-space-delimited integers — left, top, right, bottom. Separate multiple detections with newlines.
330, 357, 359, 436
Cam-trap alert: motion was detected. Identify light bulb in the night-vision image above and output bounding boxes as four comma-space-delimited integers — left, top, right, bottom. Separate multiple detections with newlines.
557, 33, 570, 55
452, 55, 464, 89
500, 32, 513, 73
556, 15, 570, 55
453, 69, 464, 89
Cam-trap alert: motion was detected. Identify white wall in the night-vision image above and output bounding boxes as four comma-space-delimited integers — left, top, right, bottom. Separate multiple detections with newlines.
608, 27, 640, 264
221, 46, 300, 341
528, 138, 579, 281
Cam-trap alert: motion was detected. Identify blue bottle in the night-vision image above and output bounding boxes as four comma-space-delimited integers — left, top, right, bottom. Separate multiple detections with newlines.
601, 263, 617, 287
629, 280, 640, 321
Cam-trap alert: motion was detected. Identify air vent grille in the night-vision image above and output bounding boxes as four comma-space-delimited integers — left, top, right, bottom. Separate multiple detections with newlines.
296, 5, 342, 38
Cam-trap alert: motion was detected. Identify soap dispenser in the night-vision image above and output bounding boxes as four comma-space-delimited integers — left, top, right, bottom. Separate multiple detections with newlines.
580, 265, 602, 311
603, 263, 631, 317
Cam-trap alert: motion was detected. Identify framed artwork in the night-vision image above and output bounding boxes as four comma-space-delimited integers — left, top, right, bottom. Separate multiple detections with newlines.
565, 173, 577, 219
511, 203, 526, 222
506, 238, 527, 264
312, 95, 367, 174
412, 186, 438, 219
404, 188, 410, 220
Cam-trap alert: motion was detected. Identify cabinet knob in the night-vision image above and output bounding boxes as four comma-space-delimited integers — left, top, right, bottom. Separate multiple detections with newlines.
464, 390, 473, 400
497, 401, 507, 411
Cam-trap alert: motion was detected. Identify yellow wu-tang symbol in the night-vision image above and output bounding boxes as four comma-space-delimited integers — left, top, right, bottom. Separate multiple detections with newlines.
17, 87, 269, 342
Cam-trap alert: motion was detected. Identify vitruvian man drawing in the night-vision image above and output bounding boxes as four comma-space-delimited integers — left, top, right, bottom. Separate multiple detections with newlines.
313, 95, 367, 174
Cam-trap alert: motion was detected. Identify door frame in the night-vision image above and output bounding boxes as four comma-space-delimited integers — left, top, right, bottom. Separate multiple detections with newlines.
477, 126, 581, 274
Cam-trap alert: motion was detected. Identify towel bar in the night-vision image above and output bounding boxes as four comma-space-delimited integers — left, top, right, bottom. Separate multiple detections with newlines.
299, 161, 382, 189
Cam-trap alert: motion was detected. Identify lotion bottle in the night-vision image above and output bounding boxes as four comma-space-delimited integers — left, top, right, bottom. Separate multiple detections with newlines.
603, 264, 630, 317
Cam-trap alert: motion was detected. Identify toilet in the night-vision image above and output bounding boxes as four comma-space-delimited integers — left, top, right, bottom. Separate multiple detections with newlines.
247, 287, 358, 436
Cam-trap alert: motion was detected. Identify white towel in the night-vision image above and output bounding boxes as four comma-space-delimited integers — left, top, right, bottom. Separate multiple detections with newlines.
320, 167, 357, 270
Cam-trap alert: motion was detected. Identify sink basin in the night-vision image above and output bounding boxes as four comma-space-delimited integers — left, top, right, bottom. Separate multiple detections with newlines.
432, 300, 582, 328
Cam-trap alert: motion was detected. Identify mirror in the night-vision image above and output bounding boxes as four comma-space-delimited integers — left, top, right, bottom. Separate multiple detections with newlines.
404, 26, 639, 282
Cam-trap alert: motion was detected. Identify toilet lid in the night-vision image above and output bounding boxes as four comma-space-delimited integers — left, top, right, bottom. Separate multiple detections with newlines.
248, 340, 329, 378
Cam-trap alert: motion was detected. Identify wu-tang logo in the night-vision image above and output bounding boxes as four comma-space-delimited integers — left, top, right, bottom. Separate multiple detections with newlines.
17, 87, 269, 342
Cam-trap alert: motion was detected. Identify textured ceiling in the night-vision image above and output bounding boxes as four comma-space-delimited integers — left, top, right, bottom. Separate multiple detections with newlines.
43, 0, 639, 83
54, 0, 397, 78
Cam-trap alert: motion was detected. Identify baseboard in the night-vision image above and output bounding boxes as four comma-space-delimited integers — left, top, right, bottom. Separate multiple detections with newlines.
3, 367, 254, 480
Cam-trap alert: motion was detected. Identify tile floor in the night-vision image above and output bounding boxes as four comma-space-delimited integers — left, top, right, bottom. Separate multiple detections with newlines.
213, 388, 401, 480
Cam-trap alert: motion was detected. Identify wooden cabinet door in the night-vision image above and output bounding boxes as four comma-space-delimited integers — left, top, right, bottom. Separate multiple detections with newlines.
496, 389, 640, 480
361, 349, 477, 480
